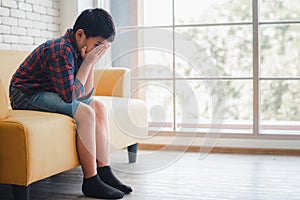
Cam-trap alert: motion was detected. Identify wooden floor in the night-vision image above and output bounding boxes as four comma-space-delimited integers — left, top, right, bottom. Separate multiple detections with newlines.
1, 150, 300, 200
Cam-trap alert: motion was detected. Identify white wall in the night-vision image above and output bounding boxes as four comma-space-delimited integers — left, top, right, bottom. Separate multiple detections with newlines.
0, 0, 60, 50
59, 0, 78, 35
60, 0, 96, 35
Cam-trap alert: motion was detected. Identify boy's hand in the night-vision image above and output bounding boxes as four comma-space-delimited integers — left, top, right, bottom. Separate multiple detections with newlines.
81, 44, 109, 66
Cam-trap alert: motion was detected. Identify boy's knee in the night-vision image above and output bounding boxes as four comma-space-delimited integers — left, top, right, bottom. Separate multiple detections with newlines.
75, 103, 95, 121
94, 100, 107, 113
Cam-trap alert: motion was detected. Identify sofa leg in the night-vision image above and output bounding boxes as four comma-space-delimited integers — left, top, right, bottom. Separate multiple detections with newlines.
11, 185, 30, 200
127, 143, 138, 163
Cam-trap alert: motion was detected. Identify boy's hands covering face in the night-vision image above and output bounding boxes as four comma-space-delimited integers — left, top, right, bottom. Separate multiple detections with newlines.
81, 44, 109, 67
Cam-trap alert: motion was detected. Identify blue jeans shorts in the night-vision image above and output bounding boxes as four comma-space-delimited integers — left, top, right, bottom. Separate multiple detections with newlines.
9, 86, 93, 118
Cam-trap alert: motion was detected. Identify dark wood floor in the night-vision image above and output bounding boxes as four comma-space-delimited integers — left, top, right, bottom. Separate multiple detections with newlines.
1, 150, 300, 200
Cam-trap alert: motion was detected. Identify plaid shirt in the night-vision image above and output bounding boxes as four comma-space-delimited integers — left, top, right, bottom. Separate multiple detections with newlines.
10, 29, 84, 103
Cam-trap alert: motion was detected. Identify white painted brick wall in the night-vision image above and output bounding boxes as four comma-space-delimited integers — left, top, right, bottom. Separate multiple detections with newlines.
3, 35, 19, 43
11, 44, 28, 50
25, 0, 40, 6
2, 17, 18, 26
19, 36, 33, 44
0, 0, 60, 50
34, 37, 47, 45
18, 2, 32, 11
39, 0, 52, 8
0, 43, 11, 49
2, 0, 17, 9
47, 23, 59, 32
47, 7, 59, 16
33, 21, 47, 30
11, 9, 26, 18
0, 7, 10, 16
33, 5, 46, 14
12, 26, 27, 35
0, 25, 10, 34
40, 14, 53, 23
27, 28, 41, 37
41, 30, 53, 38
18, 19, 33, 28
26, 12, 40, 20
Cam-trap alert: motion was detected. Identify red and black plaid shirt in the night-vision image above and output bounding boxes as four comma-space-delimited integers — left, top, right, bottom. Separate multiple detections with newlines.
10, 29, 84, 103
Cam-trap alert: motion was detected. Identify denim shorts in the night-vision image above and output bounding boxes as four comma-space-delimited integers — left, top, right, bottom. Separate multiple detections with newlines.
9, 86, 93, 118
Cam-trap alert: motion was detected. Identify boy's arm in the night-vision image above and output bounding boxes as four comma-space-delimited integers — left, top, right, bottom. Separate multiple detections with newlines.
47, 49, 84, 103
47, 44, 108, 103
77, 44, 108, 98
80, 66, 95, 99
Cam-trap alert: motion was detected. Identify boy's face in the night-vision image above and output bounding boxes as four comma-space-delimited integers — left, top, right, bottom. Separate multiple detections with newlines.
75, 29, 110, 54
83, 36, 109, 53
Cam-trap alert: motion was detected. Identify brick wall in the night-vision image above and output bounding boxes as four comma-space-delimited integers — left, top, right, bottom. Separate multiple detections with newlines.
0, 0, 60, 50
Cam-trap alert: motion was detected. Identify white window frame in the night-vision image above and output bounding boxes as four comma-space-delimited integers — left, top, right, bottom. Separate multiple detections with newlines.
101, 0, 300, 140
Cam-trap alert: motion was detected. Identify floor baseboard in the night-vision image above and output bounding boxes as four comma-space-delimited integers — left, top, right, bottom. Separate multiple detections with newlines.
139, 143, 300, 155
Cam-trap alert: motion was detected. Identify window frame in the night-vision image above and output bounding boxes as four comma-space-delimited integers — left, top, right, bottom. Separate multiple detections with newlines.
105, 0, 300, 139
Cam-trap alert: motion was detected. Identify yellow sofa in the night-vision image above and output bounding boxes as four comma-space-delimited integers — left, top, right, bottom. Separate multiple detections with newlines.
0, 50, 148, 199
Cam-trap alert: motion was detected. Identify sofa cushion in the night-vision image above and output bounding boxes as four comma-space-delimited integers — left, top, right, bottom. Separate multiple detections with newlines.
0, 79, 9, 120
0, 110, 79, 185
94, 68, 130, 98
95, 96, 148, 150
0, 50, 29, 99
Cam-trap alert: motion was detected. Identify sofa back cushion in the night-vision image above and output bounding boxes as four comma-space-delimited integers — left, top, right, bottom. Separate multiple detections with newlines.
94, 68, 130, 98
0, 79, 9, 120
0, 50, 30, 102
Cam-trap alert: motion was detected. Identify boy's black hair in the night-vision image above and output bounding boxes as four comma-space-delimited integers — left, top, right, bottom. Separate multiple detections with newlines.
73, 8, 115, 42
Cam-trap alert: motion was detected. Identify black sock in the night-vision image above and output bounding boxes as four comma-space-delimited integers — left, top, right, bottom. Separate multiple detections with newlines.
82, 175, 124, 199
97, 166, 133, 194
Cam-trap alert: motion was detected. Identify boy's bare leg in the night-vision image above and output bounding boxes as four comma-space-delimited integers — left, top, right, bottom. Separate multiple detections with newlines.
90, 99, 133, 194
89, 100, 110, 167
74, 103, 97, 178
75, 103, 124, 199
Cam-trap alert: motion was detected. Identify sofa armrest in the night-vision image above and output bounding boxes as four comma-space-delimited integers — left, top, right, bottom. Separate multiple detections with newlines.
94, 68, 130, 98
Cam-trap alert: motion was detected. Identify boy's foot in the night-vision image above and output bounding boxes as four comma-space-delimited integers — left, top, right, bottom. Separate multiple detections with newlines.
82, 175, 124, 199
97, 166, 133, 194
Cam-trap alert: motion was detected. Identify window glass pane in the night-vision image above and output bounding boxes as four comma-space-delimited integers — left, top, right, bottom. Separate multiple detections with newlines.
223, 80, 253, 132
131, 50, 173, 79
132, 28, 173, 78
132, 80, 174, 129
176, 26, 252, 77
175, 80, 252, 133
110, 0, 137, 27
144, 0, 172, 26
260, 25, 300, 77
110, 28, 173, 77
175, 80, 213, 125
110, 0, 172, 27
109, 29, 140, 68
175, 0, 252, 25
261, 80, 300, 134
260, 0, 300, 21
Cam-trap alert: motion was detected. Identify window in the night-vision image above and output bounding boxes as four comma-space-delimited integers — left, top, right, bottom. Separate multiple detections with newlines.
103, 0, 300, 137
259, 0, 300, 134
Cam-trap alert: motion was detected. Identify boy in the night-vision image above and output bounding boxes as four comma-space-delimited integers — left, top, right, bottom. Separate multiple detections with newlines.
9, 8, 131, 199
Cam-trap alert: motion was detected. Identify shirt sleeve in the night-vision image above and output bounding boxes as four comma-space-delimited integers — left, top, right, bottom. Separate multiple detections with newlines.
47, 47, 85, 103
